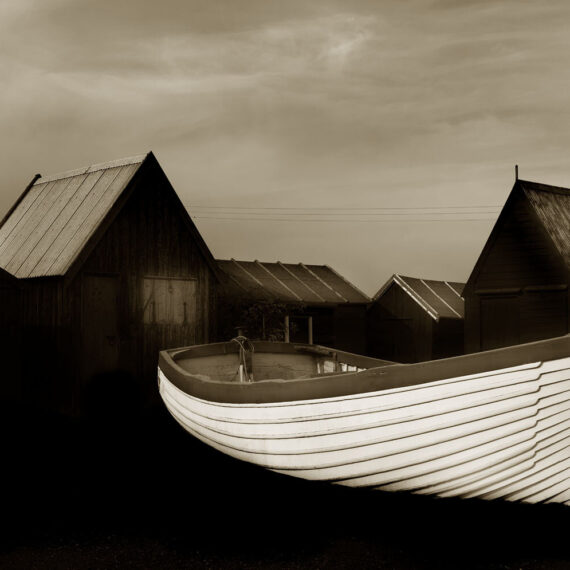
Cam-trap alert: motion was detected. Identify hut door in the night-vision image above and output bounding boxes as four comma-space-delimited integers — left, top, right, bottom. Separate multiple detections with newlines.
82, 274, 120, 380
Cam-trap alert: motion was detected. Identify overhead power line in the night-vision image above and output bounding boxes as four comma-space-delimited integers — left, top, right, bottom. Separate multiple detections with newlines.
190, 205, 501, 211
188, 202, 501, 223
191, 211, 498, 217
191, 215, 496, 223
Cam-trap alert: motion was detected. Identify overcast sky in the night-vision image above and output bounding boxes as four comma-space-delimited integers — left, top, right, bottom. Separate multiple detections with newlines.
2, 0, 570, 294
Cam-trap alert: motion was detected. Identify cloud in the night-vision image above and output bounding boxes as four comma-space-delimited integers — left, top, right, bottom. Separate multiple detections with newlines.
2, 1, 570, 291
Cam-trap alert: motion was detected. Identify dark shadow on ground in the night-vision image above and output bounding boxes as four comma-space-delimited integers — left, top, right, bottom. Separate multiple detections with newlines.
0, 403, 569, 569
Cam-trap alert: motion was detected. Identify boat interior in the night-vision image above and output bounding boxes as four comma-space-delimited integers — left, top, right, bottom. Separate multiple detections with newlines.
159, 335, 570, 404
166, 337, 393, 383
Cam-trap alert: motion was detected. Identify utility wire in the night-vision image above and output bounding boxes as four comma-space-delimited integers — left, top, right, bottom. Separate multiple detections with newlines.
190, 210, 498, 217
190, 205, 501, 211
189, 202, 501, 222
191, 215, 495, 223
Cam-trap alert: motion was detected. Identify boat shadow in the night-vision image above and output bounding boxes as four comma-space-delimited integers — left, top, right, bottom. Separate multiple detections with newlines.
0, 403, 568, 568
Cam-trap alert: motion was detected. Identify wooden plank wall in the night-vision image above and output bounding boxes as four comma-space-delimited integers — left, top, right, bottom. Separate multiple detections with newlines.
75, 168, 216, 411
367, 283, 433, 363
0, 275, 23, 403
469, 289, 568, 352
17, 279, 74, 412
16, 166, 217, 416
472, 195, 567, 290
465, 195, 570, 353
432, 317, 464, 360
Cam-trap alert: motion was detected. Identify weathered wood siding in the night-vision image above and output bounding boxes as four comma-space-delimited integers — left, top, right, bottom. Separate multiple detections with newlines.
72, 167, 216, 411
16, 279, 75, 412
367, 283, 464, 363
367, 283, 433, 363
471, 195, 567, 290
13, 162, 217, 416
465, 192, 570, 352
432, 317, 464, 360
0, 273, 23, 402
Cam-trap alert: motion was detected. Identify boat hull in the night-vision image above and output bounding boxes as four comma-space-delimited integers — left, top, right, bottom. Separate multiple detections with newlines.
158, 338, 570, 505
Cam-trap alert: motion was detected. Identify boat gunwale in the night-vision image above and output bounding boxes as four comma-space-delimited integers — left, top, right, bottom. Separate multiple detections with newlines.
158, 336, 570, 405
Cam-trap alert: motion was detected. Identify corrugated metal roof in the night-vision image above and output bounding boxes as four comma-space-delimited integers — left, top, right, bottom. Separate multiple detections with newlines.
0, 154, 147, 278
217, 259, 370, 305
519, 180, 570, 265
373, 274, 465, 321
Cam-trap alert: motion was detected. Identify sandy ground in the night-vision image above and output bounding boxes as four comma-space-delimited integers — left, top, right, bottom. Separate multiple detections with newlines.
1, 406, 569, 570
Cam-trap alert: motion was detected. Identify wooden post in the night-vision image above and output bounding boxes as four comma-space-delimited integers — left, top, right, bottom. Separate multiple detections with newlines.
308, 316, 313, 345
284, 314, 290, 343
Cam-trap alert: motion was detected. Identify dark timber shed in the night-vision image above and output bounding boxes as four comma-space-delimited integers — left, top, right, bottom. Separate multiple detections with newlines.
0, 267, 22, 402
216, 259, 370, 355
464, 179, 570, 353
0, 152, 219, 416
367, 274, 464, 363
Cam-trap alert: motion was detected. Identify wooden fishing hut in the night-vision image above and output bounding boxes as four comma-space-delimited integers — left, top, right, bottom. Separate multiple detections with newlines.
464, 178, 570, 352
0, 152, 219, 416
367, 274, 464, 363
216, 259, 370, 355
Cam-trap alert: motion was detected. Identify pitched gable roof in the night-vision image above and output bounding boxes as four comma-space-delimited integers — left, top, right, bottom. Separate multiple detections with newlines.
372, 274, 464, 321
0, 154, 147, 278
518, 180, 570, 265
0, 152, 218, 280
217, 259, 370, 305
465, 178, 570, 292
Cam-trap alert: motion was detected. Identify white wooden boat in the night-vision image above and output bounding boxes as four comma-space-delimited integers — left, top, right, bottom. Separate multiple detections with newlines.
158, 335, 570, 505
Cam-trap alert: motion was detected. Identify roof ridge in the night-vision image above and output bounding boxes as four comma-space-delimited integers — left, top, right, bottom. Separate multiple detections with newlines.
518, 179, 570, 194
36, 153, 149, 185
396, 273, 465, 286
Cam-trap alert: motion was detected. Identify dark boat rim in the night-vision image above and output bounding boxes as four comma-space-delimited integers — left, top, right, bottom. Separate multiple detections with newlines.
158, 336, 570, 405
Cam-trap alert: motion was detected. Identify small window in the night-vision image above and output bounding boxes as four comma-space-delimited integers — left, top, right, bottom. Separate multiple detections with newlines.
143, 278, 196, 325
